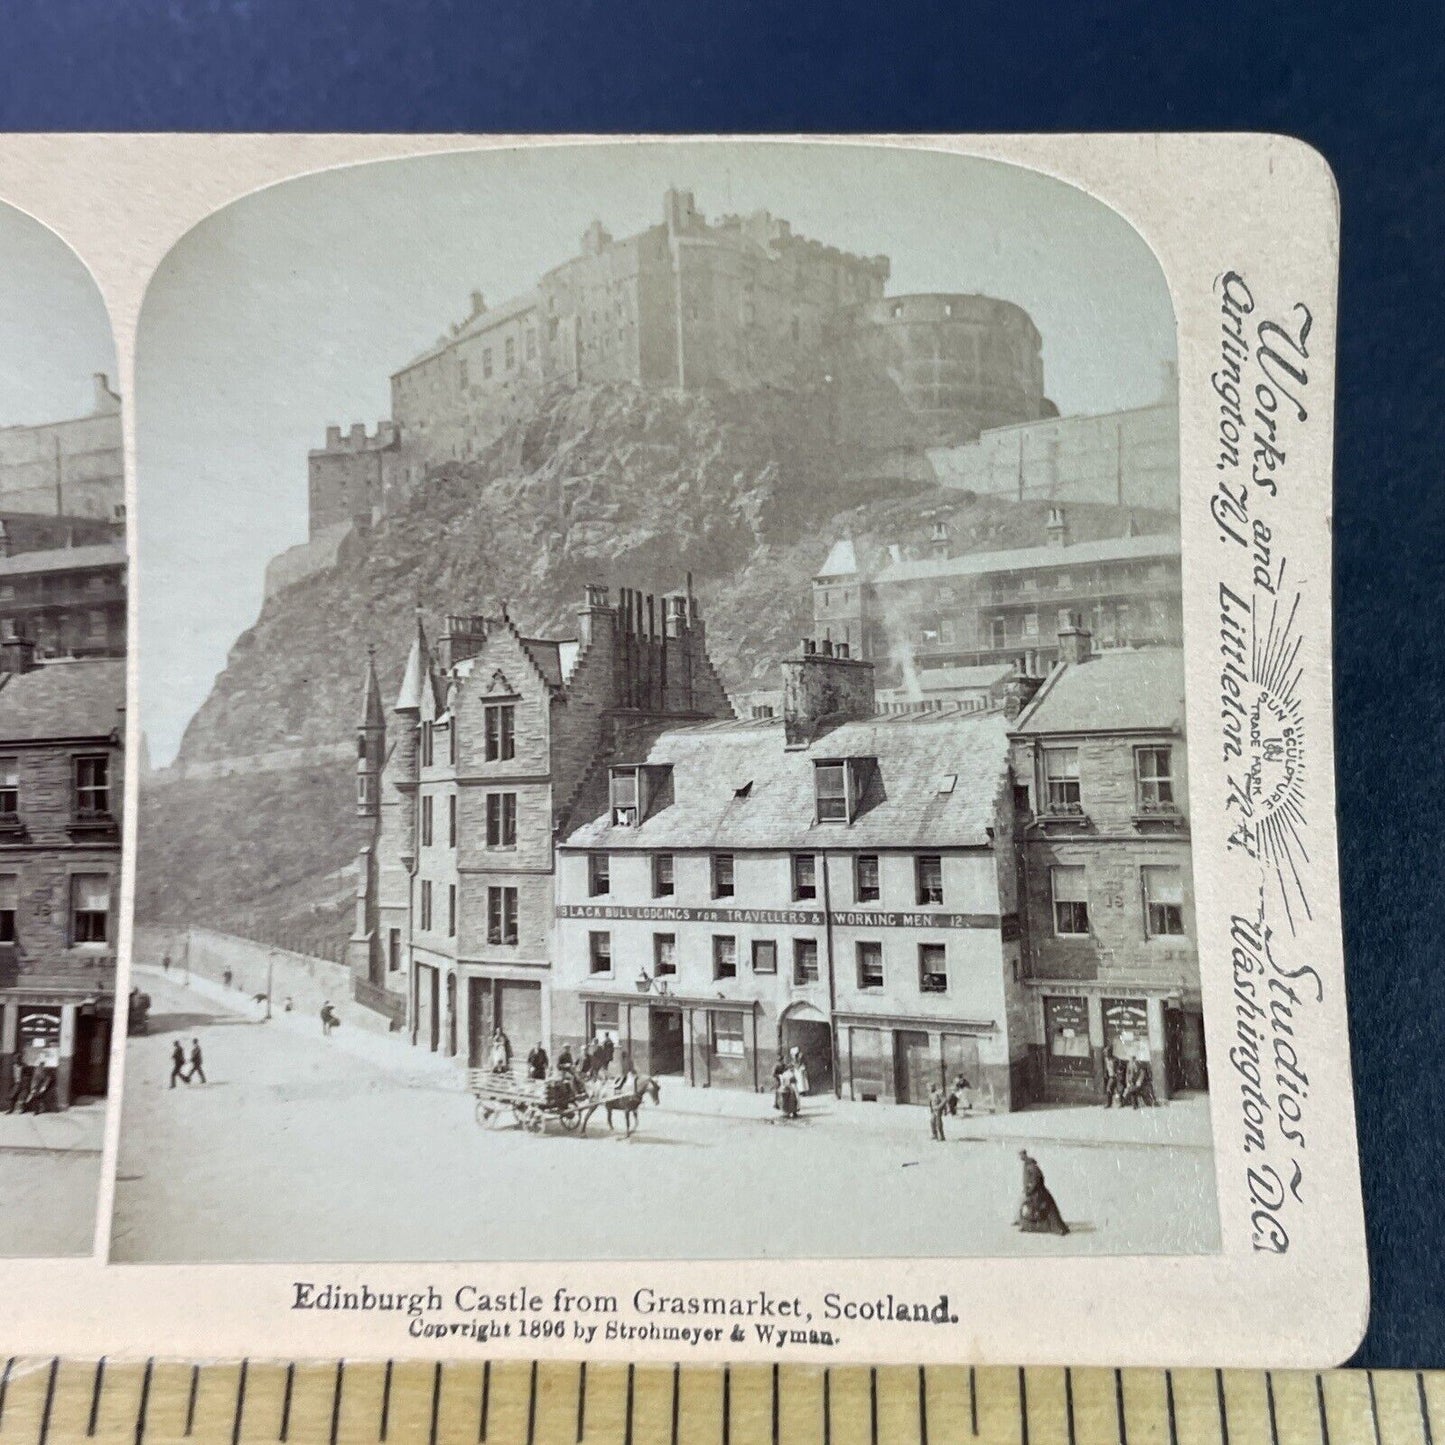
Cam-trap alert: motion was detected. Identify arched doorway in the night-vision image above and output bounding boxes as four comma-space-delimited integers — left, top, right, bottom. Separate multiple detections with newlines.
780, 1002, 834, 1097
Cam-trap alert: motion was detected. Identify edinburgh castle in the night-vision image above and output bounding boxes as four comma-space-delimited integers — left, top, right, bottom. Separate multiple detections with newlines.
305, 188, 1057, 548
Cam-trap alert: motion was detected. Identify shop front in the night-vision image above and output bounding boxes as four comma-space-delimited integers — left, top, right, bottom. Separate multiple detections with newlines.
578, 989, 765, 1090
1032, 986, 1207, 1104
0, 988, 113, 1110
466, 972, 545, 1068
836, 1011, 1003, 1109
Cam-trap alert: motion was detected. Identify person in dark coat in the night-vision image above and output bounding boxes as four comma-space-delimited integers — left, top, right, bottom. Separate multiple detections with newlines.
169, 1040, 188, 1089
527, 1043, 548, 1081
186, 1039, 206, 1084
1103, 1054, 1127, 1108
6, 1060, 31, 1113
1015, 1150, 1069, 1235
598, 1037, 615, 1075
770, 1051, 787, 1111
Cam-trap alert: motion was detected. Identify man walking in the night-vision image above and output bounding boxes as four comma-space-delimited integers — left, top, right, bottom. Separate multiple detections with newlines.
169, 1039, 188, 1089
186, 1038, 206, 1084
928, 1082, 947, 1142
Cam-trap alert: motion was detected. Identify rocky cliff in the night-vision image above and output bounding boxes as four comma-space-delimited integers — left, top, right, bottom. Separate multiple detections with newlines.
136, 381, 1170, 943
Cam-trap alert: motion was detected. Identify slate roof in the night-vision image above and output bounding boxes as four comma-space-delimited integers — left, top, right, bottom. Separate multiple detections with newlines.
518, 637, 565, 690
394, 290, 540, 375
0, 658, 126, 742
1012, 647, 1185, 736
817, 538, 858, 578
871, 532, 1180, 586
0, 542, 126, 578
562, 707, 1011, 852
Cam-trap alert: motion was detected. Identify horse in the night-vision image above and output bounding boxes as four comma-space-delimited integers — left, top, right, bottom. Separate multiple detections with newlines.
589, 1075, 661, 1136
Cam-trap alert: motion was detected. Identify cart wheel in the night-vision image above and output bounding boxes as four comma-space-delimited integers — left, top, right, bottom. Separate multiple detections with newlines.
558, 1105, 581, 1133
524, 1107, 544, 1134
474, 1100, 495, 1128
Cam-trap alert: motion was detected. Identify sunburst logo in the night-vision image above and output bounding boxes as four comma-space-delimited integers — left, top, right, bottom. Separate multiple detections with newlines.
1226, 590, 1309, 932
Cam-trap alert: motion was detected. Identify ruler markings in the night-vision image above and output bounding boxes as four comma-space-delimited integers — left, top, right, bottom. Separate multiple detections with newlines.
423, 1362, 438, 1445
771, 1364, 779, 1445
36, 1356, 56, 1445
1116, 1370, 1128, 1445
1421, 1375, 1435, 1445
135, 1360, 153, 1445
88, 1358, 106, 1439
1065, 1369, 1077, 1445
278, 1363, 294, 1443
1019, 1369, 1030, 1445
186, 1364, 199, 1438
971, 1367, 979, 1437
1267, 1373, 1280, 1445
328, 1362, 344, 1445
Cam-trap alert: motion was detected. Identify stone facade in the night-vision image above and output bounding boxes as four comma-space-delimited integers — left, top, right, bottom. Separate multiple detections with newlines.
0, 657, 125, 1111
0, 375, 124, 521
307, 422, 403, 538
1008, 641, 1203, 1105
0, 541, 127, 660
348, 583, 735, 1075
812, 516, 1183, 682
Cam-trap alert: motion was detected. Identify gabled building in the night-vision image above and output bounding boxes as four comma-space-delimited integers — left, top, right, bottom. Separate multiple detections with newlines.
1008, 626, 1204, 1103
0, 653, 125, 1110
348, 584, 734, 1070
553, 640, 1029, 1108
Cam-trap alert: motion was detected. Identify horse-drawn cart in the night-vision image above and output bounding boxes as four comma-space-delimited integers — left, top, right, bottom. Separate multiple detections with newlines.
469, 1070, 590, 1133
468, 1069, 661, 1136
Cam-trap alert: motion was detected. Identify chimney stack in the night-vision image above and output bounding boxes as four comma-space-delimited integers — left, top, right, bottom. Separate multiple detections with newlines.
577, 583, 613, 650
1047, 506, 1069, 548
930, 521, 950, 559
782, 637, 876, 748
1002, 670, 1046, 720
1056, 611, 1092, 666
0, 633, 37, 676
438, 613, 488, 671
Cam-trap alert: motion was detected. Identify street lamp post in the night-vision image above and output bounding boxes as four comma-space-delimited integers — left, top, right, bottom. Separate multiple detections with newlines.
265, 952, 275, 1022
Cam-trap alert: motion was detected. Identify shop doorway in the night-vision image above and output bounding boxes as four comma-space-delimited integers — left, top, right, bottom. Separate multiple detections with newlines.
72, 1012, 112, 1098
415, 966, 439, 1052
1165, 1006, 1208, 1092
940, 1033, 980, 1095
848, 1027, 886, 1102
780, 1009, 834, 1095
649, 1008, 685, 1076
467, 978, 543, 1067
893, 1029, 932, 1105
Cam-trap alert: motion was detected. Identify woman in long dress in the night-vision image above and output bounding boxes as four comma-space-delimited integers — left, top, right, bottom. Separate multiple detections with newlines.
1015, 1149, 1069, 1235
779, 1066, 801, 1119
788, 1046, 810, 1095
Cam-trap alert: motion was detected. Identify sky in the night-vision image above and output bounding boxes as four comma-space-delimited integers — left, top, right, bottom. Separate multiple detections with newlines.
0, 200, 116, 428
137, 140, 1177, 764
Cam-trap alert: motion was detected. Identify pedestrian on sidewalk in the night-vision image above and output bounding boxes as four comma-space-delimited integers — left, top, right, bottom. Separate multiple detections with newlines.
527, 1042, 548, 1080
770, 1051, 787, 1111
22, 1063, 55, 1114
947, 1074, 971, 1115
186, 1039, 206, 1084
161, 951, 171, 974
223, 968, 233, 989
928, 1083, 947, 1141
5, 1060, 30, 1113
778, 1066, 801, 1120
169, 1040, 188, 1089
488, 1027, 511, 1073
320, 1001, 340, 1036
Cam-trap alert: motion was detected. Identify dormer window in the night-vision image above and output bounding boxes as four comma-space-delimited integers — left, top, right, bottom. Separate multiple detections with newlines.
813, 758, 874, 824
610, 769, 639, 827
608, 763, 671, 827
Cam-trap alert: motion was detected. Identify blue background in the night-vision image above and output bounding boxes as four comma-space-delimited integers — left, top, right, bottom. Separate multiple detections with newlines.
1, 0, 1439, 1367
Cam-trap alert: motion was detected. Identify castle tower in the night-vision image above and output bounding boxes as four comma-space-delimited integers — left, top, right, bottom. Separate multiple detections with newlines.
356, 649, 385, 819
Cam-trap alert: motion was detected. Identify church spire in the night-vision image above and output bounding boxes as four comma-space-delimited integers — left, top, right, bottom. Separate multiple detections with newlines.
356, 645, 385, 820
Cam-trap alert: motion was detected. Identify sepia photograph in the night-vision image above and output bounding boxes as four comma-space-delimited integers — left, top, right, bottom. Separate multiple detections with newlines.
112, 140, 1214, 1264
0, 198, 126, 1256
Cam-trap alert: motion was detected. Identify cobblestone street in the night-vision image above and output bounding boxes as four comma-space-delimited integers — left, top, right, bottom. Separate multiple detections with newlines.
112, 971, 1219, 1264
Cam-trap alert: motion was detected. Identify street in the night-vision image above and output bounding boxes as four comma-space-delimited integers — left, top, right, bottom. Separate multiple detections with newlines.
112, 972, 1220, 1263
0, 1099, 106, 1257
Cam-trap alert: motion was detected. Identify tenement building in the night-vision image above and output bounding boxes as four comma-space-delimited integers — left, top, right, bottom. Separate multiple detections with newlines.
552, 640, 1031, 1109
0, 652, 125, 1110
812, 512, 1182, 680
0, 540, 127, 660
1007, 625, 1204, 1103
0, 375, 124, 521
348, 583, 734, 1069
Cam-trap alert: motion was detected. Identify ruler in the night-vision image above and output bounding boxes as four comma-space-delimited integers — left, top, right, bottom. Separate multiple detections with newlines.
0, 1362, 1433, 1445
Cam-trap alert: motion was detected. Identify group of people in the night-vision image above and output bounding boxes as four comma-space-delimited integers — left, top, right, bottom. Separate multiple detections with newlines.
168, 1038, 207, 1087
523, 1033, 620, 1084
1102, 1053, 1159, 1109
770, 1046, 811, 1119
5, 1059, 57, 1114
